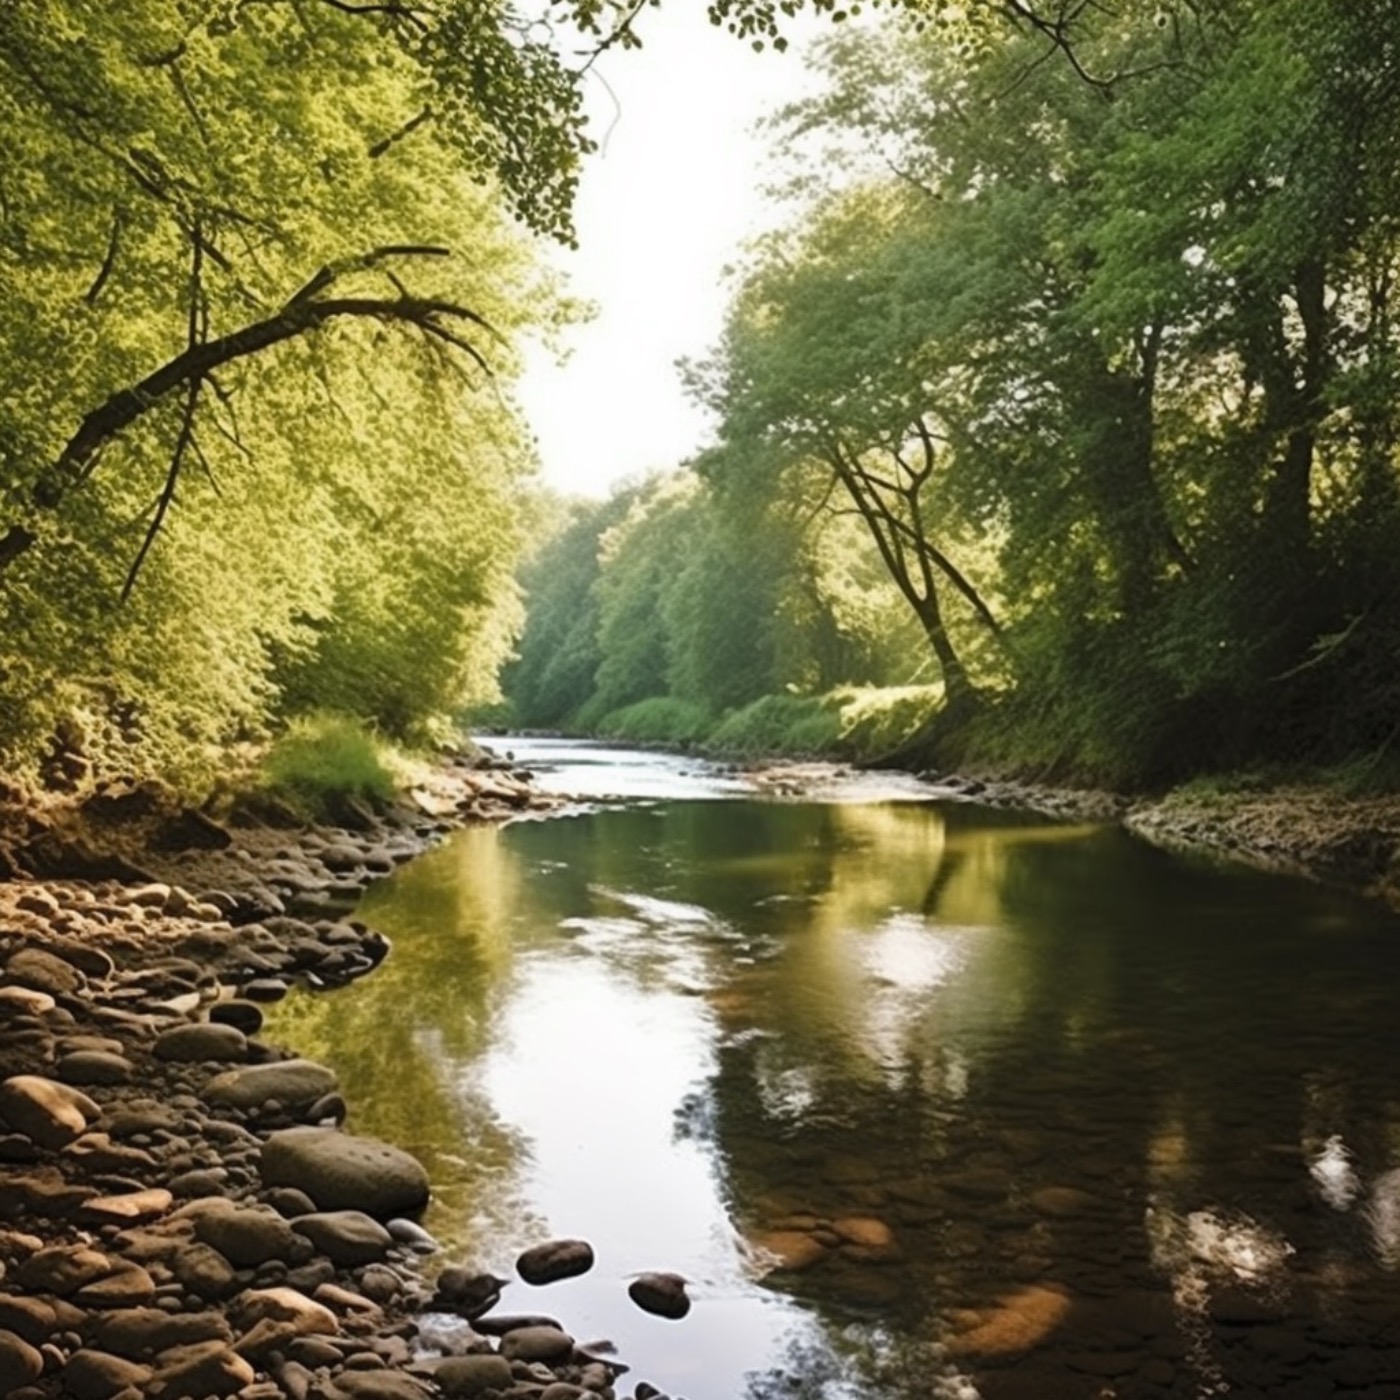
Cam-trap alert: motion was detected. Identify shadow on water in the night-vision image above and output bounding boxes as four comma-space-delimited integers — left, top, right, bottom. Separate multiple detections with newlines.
264, 756, 1400, 1400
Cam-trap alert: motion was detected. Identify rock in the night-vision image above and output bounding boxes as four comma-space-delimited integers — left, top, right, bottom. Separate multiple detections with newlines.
13, 1243, 113, 1295
831, 1216, 896, 1250
260, 1127, 430, 1218
92, 1307, 233, 1359
0, 1294, 57, 1344
62, 1349, 154, 1400
0, 1330, 44, 1392
73, 1259, 157, 1309
265, 1186, 318, 1217
291, 1210, 393, 1266
947, 1284, 1073, 1357
747, 1230, 828, 1273
169, 1243, 237, 1300
0, 1074, 101, 1149
242, 977, 289, 1003
357, 1265, 402, 1305
56, 1051, 134, 1086
208, 1000, 263, 1034
499, 1323, 575, 1362
152, 1023, 247, 1063
168, 1166, 229, 1200
187, 1199, 309, 1268
336, 1373, 434, 1400
434, 1267, 506, 1318
516, 1238, 594, 1286
238, 1286, 340, 1338
628, 1272, 690, 1320
0, 986, 56, 1016
201, 1059, 337, 1112
5, 946, 81, 995
432, 1353, 515, 1398
78, 1188, 173, 1226
151, 1340, 255, 1399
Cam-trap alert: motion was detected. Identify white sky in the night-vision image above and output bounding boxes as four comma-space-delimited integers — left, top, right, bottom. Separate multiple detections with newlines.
516, 7, 824, 499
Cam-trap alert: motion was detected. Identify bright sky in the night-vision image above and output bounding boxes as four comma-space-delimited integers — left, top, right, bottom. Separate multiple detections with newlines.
516, 7, 824, 499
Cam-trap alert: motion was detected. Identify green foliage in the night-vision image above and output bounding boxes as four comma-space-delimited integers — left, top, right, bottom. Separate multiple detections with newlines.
594, 698, 716, 746
258, 712, 404, 822
0, 0, 567, 788
680, 0, 1400, 786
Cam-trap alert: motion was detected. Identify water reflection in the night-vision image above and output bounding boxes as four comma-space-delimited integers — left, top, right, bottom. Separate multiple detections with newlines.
264, 754, 1400, 1400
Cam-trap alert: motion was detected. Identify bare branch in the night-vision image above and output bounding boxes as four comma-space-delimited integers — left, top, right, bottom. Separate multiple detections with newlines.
84, 206, 125, 306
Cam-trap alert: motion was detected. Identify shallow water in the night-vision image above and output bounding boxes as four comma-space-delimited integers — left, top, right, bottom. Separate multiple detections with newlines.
264, 739, 1400, 1399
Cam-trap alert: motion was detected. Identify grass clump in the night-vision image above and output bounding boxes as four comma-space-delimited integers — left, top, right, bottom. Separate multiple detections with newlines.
258, 712, 406, 822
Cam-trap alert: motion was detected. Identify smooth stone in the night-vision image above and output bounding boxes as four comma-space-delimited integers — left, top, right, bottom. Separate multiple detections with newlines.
186, 1199, 309, 1268
152, 1023, 247, 1063
335, 1373, 433, 1400
168, 1167, 230, 1200
291, 1210, 393, 1266
831, 1216, 896, 1250
73, 1260, 156, 1309
0, 986, 56, 1016
516, 1238, 594, 1286
202, 1059, 337, 1112
92, 1307, 232, 1358
628, 1272, 690, 1320
241, 978, 289, 1003
0, 1074, 101, 1149
237, 1286, 339, 1337
169, 1244, 237, 1300
262, 1188, 316, 1220
499, 1324, 574, 1363
56, 1051, 133, 1086
0, 1294, 56, 1345
150, 1340, 255, 1399
62, 1348, 154, 1400
13, 1243, 113, 1295
0, 1330, 44, 1391
209, 1000, 263, 1034
747, 1230, 828, 1272
386, 1217, 438, 1251
432, 1353, 515, 1398
5, 947, 80, 995
79, 1188, 173, 1226
259, 1127, 429, 1219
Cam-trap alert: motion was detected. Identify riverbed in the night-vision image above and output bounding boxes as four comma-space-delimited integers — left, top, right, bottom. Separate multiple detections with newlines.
265, 738, 1400, 1400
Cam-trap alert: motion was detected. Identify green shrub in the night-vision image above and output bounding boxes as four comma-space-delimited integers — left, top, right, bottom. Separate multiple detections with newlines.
595, 697, 715, 745
258, 712, 405, 822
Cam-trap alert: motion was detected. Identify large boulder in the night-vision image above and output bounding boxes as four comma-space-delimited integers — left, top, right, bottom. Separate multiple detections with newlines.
259, 1127, 429, 1219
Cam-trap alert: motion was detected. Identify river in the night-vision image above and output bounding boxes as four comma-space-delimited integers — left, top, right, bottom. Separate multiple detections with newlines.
263, 738, 1400, 1400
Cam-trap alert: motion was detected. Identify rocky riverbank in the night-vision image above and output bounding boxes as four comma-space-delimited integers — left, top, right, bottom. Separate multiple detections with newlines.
0, 753, 686, 1400
919, 770, 1400, 913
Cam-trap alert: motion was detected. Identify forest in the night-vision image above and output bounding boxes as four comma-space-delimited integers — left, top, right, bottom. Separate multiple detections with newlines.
4, 0, 1399, 799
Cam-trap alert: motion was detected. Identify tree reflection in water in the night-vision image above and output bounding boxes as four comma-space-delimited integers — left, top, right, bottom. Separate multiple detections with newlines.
264, 773, 1400, 1400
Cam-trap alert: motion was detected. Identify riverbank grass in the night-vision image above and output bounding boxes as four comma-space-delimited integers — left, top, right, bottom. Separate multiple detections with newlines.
258, 712, 409, 822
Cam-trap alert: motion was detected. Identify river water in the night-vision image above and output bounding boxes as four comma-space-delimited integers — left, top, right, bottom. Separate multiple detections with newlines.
264, 739, 1400, 1400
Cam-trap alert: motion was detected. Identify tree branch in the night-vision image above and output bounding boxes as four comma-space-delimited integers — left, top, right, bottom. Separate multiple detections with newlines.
1, 252, 495, 577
